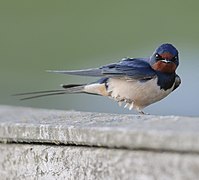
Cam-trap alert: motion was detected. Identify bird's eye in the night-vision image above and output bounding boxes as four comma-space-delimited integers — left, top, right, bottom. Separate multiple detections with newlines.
155, 54, 163, 60
172, 56, 178, 61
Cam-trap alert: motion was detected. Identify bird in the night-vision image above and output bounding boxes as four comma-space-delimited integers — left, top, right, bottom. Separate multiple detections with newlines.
15, 43, 181, 114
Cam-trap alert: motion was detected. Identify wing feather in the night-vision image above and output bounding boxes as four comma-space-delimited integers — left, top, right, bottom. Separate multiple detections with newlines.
47, 68, 102, 77
47, 58, 156, 80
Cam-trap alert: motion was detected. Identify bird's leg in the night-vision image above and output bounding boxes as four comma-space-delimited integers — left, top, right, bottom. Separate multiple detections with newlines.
139, 110, 145, 114
136, 107, 150, 115
138, 110, 150, 115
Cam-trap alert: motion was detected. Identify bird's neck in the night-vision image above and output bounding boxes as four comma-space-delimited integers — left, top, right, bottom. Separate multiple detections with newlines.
156, 71, 176, 91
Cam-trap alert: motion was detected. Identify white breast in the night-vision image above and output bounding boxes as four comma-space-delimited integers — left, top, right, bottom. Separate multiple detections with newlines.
107, 77, 174, 111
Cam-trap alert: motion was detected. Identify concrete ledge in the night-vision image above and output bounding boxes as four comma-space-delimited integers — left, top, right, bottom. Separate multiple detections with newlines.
0, 105, 199, 152
1, 144, 199, 180
1, 105, 199, 179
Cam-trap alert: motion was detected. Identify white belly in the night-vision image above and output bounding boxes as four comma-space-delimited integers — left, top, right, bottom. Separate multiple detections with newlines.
107, 77, 174, 110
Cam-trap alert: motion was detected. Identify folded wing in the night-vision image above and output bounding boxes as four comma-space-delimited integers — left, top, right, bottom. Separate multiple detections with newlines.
48, 58, 156, 80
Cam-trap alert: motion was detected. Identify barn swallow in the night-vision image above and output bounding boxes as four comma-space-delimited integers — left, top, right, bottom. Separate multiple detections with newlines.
15, 43, 181, 114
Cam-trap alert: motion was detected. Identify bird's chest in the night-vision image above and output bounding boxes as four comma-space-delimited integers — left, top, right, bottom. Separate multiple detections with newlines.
107, 77, 174, 108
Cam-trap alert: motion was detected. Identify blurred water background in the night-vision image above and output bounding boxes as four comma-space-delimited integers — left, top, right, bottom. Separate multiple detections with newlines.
1, 1, 199, 116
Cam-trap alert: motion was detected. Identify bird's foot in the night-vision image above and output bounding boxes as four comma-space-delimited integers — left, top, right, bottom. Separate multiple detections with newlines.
138, 110, 150, 115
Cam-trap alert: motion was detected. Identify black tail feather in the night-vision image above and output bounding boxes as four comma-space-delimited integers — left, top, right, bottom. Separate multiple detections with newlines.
61, 84, 85, 89
13, 84, 85, 100
18, 91, 67, 100
13, 90, 65, 96
13, 89, 67, 100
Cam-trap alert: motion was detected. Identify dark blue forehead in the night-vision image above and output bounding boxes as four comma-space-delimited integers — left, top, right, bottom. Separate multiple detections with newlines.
155, 43, 178, 56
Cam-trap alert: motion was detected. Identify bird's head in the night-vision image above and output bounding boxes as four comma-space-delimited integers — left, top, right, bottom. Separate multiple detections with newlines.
150, 43, 179, 73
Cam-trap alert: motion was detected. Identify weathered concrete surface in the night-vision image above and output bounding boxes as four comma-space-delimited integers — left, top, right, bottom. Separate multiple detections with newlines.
1, 105, 199, 180
1, 143, 199, 180
0, 105, 199, 152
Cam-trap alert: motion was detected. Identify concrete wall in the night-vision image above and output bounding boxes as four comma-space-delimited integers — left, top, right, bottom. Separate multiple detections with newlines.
0, 105, 199, 179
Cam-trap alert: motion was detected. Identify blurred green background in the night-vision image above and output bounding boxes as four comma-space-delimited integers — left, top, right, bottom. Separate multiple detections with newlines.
1, 0, 199, 116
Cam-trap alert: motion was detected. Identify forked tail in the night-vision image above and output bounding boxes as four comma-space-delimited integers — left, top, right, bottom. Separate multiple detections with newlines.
13, 84, 85, 100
